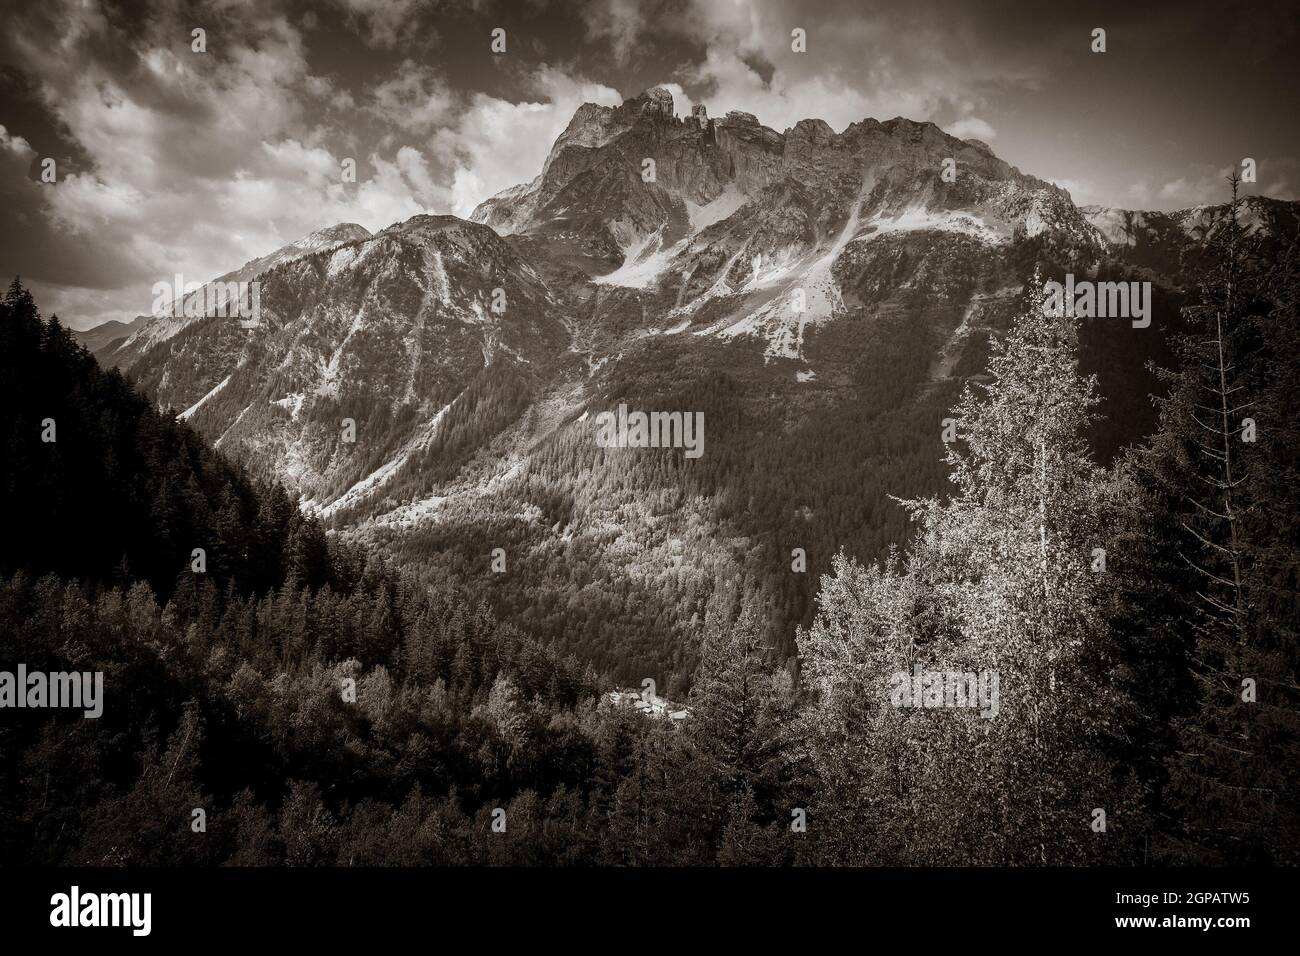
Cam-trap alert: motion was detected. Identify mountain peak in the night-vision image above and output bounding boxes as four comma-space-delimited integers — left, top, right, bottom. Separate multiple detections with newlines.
624, 86, 676, 118
296, 222, 370, 250
468, 87, 1107, 298
788, 117, 835, 144
382, 213, 474, 235
108, 221, 376, 363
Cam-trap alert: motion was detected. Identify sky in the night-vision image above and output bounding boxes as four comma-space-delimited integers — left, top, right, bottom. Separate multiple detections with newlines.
2, 0, 1297, 329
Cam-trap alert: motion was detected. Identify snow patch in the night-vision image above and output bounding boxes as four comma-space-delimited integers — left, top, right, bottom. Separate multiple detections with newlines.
178, 375, 230, 421
316, 307, 369, 398
654, 317, 692, 335
427, 248, 452, 306
326, 245, 359, 276
859, 206, 1001, 242
714, 176, 870, 360
214, 402, 252, 449
594, 223, 684, 289
316, 401, 453, 518
271, 392, 306, 420
685, 188, 749, 233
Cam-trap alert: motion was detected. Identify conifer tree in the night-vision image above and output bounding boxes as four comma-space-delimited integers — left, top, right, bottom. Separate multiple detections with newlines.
687, 601, 794, 829
1147, 178, 1300, 862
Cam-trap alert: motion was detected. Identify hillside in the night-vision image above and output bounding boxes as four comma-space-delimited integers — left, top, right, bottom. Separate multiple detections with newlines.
79, 88, 1299, 684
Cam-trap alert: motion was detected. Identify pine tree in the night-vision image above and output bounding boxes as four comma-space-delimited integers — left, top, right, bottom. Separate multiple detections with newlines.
687, 600, 795, 844
1151, 174, 1256, 638
1149, 178, 1300, 862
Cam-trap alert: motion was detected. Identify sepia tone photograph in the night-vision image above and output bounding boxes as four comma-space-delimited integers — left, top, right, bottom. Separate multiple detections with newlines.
1, 0, 1296, 940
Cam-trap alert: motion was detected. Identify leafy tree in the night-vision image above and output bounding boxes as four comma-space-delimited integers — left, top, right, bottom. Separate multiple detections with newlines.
800, 273, 1145, 863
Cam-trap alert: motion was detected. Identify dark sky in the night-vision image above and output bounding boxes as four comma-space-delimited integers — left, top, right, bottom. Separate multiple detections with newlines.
2, 0, 1297, 328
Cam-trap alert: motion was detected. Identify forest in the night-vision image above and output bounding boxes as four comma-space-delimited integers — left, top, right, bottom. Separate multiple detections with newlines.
1, 182, 1297, 865
362, 242, 1190, 690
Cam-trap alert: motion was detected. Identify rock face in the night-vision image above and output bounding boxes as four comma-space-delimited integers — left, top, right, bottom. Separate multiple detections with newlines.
102, 224, 373, 368
471, 87, 785, 257
472, 89, 1100, 359
122, 213, 573, 514
96, 87, 1299, 679
1080, 196, 1300, 272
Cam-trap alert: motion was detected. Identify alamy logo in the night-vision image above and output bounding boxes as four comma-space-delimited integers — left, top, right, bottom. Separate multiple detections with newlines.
1041, 273, 1151, 328
50, 886, 151, 936
594, 403, 704, 459
151, 273, 261, 324
0, 664, 103, 718
890, 666, 1000, 718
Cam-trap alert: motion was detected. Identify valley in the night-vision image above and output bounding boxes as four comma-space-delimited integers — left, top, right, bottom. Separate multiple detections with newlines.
77, 87, 1299, 688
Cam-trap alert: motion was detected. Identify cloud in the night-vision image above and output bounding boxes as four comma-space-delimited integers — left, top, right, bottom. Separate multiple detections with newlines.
946, 117, 997, 141
369, 60, 457, 133
1256, 157, 1300, 201
0, 0, 451, 327
3, 0, 1296, 327
583, 0, 646, 61
432, 67, 622, 218
1154, 159, 1300, 206
0, 125, 35, 158
661, 1, 1043, 134
4, 0, 632, 327
333, 0, 438, 49
1125, 167, 1236, 208
656, 83, 697, 118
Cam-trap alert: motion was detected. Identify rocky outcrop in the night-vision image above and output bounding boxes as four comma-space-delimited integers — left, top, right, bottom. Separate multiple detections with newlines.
473, 89, 1101, 285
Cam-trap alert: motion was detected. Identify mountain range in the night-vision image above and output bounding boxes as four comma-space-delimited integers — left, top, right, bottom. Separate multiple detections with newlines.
76, 87, 1300, 684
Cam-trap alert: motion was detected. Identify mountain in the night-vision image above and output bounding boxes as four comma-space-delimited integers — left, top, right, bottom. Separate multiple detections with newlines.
73, 315, 145, 359
96, 87, 1299, 684
0, 278, 612, 867
0, 279, 334, 595
90, 223, 373, 368
125, 214, 571, 517
473, 89, 1098, 360
1081, 196, 1300, 273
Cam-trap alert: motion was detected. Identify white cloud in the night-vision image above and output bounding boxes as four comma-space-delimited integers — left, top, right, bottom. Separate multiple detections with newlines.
8, 0, 1292, 331
369, 60, 456, 132
2, 0, 454, 328
685, 46, 884, 132
0, 124, 35, 158
433, 68, 622, 218
946, 117, 997, 141
674, 6, 1011, 134
24, 280, 140, 331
